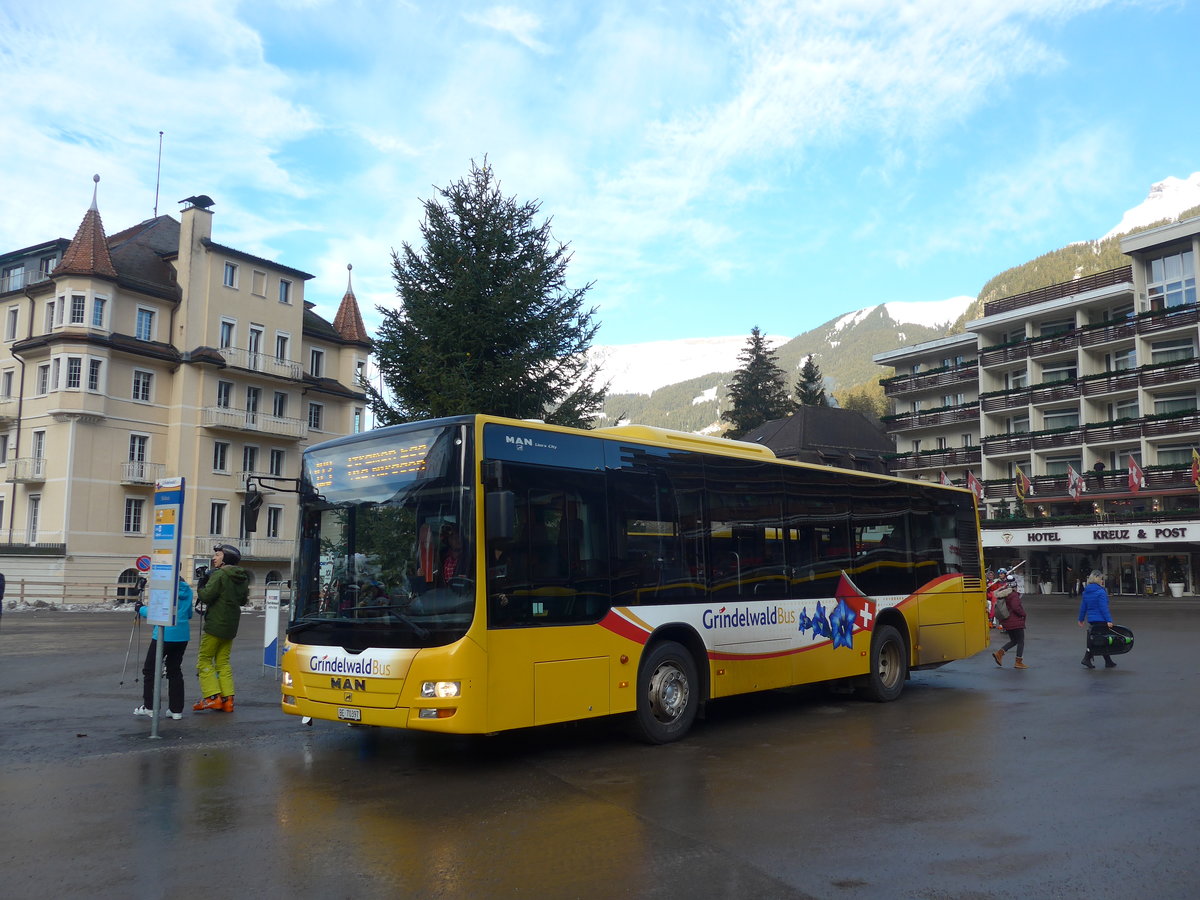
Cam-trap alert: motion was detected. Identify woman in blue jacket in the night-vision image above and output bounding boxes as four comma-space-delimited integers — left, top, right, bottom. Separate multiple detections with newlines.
1078, 569, 1115, 668
134, 577, 194, 718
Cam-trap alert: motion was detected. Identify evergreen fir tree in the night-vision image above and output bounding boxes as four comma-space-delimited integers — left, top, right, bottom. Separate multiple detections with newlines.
365, 158, 605, 428
720, 327, 796, 439
796, 355, 830, 407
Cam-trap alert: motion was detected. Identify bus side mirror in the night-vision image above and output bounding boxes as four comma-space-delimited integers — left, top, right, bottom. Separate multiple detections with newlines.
487, 491, 515, 541
243, 489, 264, 533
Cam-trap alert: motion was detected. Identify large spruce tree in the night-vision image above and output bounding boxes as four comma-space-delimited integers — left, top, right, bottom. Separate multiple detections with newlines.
796, 355, 830, 407
365, 159, 606, 428
720, 327, 796, 439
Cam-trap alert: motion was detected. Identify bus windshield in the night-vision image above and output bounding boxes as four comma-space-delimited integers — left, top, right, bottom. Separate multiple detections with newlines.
289, 421, 475, 650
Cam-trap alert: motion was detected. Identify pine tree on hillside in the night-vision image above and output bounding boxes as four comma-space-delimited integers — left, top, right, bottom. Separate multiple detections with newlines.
836, 379, 890, 421
796, 356, 830, 407
721, 327, 795, 439
366, 158, 606, 428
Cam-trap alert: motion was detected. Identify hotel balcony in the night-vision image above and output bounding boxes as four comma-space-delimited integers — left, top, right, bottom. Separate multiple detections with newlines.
0, 396, 15, 423
980, 302, 1200, 369
887, 446, 982, 473
980, 463, 1200, 508
981, 358, 1200, 410
881, 403, 980, 432
982, 266, 1132, 317
120, 460, 166, 485
980, 410, 1200, 457
218, 347, 303, 381
202, 406, 307, 439
880, 363, 979, 398
6, 456, 46, 483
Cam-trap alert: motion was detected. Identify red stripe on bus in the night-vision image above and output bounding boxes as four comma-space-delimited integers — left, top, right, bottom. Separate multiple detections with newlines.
599, 611, 650, 645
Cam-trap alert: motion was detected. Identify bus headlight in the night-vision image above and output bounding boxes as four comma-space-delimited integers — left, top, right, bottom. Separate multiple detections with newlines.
283, 671, 293, 687
421, 680, 460, 699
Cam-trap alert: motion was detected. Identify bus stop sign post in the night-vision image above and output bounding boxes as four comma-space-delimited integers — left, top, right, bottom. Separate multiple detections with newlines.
263, 582, 287, 678
146, 477, 185, 740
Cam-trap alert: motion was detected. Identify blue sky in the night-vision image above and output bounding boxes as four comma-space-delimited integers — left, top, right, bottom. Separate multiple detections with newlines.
1, 0, 1197, 346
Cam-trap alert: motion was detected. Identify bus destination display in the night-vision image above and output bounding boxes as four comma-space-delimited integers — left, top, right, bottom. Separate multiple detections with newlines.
310, 441, 430, 491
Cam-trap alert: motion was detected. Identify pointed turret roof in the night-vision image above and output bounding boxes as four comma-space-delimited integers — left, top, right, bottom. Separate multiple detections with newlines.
332, 264, 371, 344
53, 175, 118, 280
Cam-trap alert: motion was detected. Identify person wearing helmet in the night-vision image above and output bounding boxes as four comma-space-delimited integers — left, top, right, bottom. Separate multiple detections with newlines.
992, 570, 1029, 669
193, 544, 250, 712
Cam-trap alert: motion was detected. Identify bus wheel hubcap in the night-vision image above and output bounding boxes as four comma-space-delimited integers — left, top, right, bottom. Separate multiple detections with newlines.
649, 664, 688, 722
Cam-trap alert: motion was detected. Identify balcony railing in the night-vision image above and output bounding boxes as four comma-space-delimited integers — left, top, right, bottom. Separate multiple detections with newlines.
192, 535, 292, 560
881, 403, 980, 431
880, 363, 979, 397
218, 347, 303, 380
1080, 370, 1139, 395
1138, 304, 1200, 334
979, 433, 1033, 455
983, 266, 1132, 316
981, 301, 1199, 368
980, 390, 1029, 413
979, 464, 1200, 506
887, 446, 982, 472
6, 457, 46, 483
245, 537, 294, 559
979, 343, 1030, 367
202, 406, 307, 439
1029, 381, 1080, 404
1142, 358, 1200, 387
1080, 319, 1135, 347
121, 460, 166, 485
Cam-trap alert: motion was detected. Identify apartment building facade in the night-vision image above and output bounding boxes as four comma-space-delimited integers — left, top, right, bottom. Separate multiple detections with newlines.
0, 184, 370, 598
876, 216, 1199, 597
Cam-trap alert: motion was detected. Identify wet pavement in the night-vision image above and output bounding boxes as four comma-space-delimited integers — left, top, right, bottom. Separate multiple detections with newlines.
1, 598, 1198, 899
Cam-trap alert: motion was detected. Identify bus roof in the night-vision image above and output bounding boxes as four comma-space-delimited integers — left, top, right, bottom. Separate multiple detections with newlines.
592, 423, 777, 459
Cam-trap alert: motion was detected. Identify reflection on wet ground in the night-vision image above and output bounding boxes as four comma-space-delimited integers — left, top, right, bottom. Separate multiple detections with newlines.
2, 601, 1198, 898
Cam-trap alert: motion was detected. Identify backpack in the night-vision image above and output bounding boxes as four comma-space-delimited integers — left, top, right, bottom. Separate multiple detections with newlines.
994, 595, 1010, 620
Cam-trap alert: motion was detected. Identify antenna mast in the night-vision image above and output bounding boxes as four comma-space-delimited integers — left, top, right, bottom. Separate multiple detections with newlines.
153, 131, 164, 217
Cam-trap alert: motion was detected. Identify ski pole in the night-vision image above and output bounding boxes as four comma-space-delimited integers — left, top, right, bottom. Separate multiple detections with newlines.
119, 610, 138, 684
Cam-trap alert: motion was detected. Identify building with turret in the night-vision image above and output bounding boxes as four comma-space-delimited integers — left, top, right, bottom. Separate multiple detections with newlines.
0, 179, 370, 599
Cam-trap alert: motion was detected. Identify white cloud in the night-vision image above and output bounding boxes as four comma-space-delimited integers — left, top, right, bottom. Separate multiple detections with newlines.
463, 6, 552, 53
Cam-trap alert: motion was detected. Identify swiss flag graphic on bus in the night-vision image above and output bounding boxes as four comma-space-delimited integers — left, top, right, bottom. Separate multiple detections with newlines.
831, 572, 876, 649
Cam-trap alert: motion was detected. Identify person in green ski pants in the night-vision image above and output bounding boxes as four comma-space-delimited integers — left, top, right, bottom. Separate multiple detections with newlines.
193, 544, 250, 712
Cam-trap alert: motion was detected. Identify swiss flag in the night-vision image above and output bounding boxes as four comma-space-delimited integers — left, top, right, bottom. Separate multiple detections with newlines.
966, 470, 985, 502
834, 572, 876, 635
1128, 455, 1146, 493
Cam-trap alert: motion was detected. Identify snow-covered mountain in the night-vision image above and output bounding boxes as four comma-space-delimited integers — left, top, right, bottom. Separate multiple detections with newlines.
1103, 172, 1200, 239
589, 173, 1199, 431
591, 296, 973, 396
590, 334, 789, 395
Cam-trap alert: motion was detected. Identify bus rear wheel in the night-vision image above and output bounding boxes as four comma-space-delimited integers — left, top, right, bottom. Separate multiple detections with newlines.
635, 641, 698, 744
862, 624, 907, 702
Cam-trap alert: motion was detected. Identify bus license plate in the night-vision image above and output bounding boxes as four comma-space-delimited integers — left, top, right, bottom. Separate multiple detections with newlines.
337, 707, 361, 722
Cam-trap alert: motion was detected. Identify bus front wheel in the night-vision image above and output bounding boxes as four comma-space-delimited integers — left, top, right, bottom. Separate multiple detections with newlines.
635, 641, 698, 744
862, 624, 907, 702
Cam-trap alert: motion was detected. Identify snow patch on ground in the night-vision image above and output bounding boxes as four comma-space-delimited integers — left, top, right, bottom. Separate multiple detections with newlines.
831, 308, 873, 333
692, 386, 718, 405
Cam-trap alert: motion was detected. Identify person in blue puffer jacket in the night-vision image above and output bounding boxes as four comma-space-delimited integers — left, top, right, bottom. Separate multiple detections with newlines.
1078, 569, 1115, 668
134, 577, 194, 719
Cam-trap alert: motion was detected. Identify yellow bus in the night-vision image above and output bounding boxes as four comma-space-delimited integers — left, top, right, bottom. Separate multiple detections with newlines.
280, 414, 989, 742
